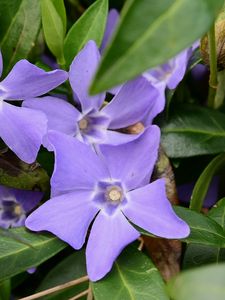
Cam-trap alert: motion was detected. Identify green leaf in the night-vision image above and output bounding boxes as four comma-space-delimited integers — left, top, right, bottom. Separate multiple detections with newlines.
0, 0, 41, 75
90, 0, 223, 93
167, 263, 225, 300
37, 251, 88, 300
52, 0, 67, 35
174, 206, 225, 246
161, 104, 225, 158
0, 0, 22, 43
0, 227, 66, 281
0, 149, 49, 191
138, 206, 225, 247
92, 244, 169, 300
0, 279, 11, 300
64, 0, 108, 67
190, 154, 225, 211
183, 198, 225, 269
41, 0, 65, 64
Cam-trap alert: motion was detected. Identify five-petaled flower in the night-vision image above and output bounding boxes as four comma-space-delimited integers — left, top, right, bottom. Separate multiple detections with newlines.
0, 51, 68, 163
23, 40, 162, 147
0, 185, 43, 228
26, 127, 190, 281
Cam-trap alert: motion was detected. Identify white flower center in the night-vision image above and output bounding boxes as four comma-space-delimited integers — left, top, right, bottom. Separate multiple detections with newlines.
106, 185, 123, 202
14, 204, 22, 216
78, 118, 89, 130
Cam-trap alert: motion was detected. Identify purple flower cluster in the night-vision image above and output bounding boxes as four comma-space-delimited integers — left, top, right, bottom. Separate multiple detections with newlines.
0, 10, 197, 281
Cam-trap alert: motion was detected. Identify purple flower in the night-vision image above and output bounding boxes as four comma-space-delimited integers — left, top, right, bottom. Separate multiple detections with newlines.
23, 40, 162, 147
143, 42, 199, 119
25, 127, 189, 281
0, 51, 68, 163
178, 177, 219, 208
100, 9, 119, 54
0, 185, 43, 228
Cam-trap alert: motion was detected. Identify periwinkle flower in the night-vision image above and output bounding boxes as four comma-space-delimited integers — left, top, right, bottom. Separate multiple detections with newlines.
26, 127, 190, 281
100, 9, 119, 54
0, 52, 68, 163
0, 185, 43, 228
23, 40, 162, 147
143, 42, 199, 119
178, 177, 219, 208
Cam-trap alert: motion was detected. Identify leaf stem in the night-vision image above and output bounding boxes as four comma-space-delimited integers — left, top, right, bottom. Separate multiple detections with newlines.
19, 275, 89, 300
207, 23, 218, 108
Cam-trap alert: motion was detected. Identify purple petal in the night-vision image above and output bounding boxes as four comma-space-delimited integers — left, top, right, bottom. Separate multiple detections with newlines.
102, 76, 159, 129
48, 130, 109, 196
99, 125, 160, 191
0, 102, 47, 163
167, 49, 190, 89
141, 80, 166, 125
26, 190, 99, 249
123, 179, 190, 239
86, 210, 140, 281
177, 176, 219, 208
0, 60, 68, 100
0, 51, 3, 78
103, 130, 143, 145
69, 41, 105, 112
27, 267, 36, 274
100, 9, 120, 53
23, 96, 80, 135
13, 189, 43, 213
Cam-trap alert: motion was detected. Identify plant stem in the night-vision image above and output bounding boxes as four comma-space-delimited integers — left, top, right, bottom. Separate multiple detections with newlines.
207, 23, 218, 108
69, 289, 89, 300
19, 275, 89, 300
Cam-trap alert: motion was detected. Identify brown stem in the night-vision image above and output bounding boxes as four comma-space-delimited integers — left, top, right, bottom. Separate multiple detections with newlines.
19, 275, 89, 300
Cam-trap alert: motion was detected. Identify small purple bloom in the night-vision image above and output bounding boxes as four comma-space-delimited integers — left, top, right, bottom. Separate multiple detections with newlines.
100, 9, 121, 95
143, 42, 199, 119
23, 41, 162, 147
0, 185, 43, 228
0, 52, 68, 163
26, 127, 189, 281
100, 9, 120, 54
178, 177, 219, 208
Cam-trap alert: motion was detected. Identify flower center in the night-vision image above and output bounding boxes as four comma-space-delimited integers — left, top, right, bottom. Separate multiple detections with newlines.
78, 118, 89, 130
1, 200, 24, 221
106, 185, 123, 203
13, 204, 22, 216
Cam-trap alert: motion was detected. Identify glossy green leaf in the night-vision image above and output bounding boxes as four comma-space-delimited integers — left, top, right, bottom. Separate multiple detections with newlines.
41, 0, 65, 64
183, 198, 225, 269
0, 0, 41, 75
0, 227, 66, 281
0, 149, 49, 191
37, 251, 88, 300
138, 206, 225, 247
190, 154, 225, 211
174, 206, 225, 246
90, 0, 223, 93
0, 280, 11, 300
161, 104, 225, 158
92, 244, 169, 300
52, 0, 67, 35
0, 0, 22, 43
64, 0, 108, 67
167, 263, 225, 300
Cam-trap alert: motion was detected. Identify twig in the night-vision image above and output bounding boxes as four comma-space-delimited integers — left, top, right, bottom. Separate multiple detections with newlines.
19, 275, 89, 300
207, 23, 218, 108
138, 236, 144, 251
87, 282, 93, 300
68, 289, 89, 300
